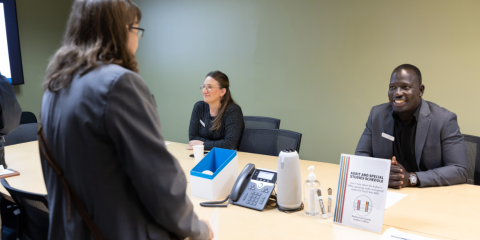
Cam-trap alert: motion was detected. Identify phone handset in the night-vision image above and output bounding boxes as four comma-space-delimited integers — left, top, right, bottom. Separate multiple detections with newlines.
229, 163, 255, 201
200, 163, 255, 207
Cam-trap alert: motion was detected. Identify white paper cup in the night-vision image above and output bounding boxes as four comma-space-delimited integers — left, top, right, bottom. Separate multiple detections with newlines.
193, 145, 204, 164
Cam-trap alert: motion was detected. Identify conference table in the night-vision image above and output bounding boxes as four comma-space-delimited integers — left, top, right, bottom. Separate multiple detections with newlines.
1, 141, 479, 240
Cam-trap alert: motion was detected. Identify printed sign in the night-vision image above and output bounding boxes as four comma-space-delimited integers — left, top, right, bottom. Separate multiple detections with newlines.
333, 154, 391, 233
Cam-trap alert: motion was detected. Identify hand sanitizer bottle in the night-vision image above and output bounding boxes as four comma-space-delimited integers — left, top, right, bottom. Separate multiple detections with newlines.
304, 165, 320, 216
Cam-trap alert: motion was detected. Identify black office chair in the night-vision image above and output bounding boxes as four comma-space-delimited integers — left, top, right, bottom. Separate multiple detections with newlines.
463, 134, 480, 185
238, 129, 302, 156
0, 192, 20, 239
1, 179, 49, 240
4, 123, 38, 146
243, 116, 281, 129
20, 112, 37, 125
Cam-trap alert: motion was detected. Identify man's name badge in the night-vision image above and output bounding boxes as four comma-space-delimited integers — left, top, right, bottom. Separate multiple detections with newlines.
382, 133, 394, 141
200, 119, 205, 127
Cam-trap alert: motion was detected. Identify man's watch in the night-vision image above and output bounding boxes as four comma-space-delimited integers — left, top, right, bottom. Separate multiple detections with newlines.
409, 172, 418, 186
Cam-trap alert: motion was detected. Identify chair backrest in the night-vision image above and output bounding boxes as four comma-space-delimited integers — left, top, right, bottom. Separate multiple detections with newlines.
238, 129, 302, 156
463, 134, 480, 185
20, 112, 37, 125
1, 179, 49, 240
244, 116, 280, 130
4, 123, 38, 146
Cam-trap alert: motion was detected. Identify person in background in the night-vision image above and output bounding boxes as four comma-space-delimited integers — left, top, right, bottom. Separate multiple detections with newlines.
40, 0, 212, 239
188, 70, 245, 150
355, 64, 468, 188
0, 73, 21, 168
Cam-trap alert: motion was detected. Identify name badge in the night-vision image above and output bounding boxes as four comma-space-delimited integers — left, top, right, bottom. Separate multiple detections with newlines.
200, 119, 205, 127
382, 133, 394, 141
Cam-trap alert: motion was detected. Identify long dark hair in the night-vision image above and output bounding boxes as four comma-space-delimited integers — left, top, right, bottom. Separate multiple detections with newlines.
43, 0, 142, 92
207, 70, 236, 131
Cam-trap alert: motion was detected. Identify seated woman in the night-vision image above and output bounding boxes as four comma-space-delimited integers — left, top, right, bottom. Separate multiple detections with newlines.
188, 71, 244, 150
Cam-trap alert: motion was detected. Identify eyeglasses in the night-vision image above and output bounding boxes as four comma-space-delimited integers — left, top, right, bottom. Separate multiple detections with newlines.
200, 85, 221, 92
129, 27, 145, 39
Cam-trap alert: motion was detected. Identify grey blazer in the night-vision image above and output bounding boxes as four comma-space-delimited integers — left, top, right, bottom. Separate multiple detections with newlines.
355, 99, 468, 187
40, 64, 208, 240
0, 73, 21, 168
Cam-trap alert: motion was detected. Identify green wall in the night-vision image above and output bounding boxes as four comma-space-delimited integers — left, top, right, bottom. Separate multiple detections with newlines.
13, 0, 480, 164
13, 0, 71, 115
135, 0, 480, 163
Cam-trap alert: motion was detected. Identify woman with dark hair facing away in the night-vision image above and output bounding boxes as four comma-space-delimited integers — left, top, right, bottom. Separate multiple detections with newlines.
40, 0, 212, 239
188, 71, 245, 150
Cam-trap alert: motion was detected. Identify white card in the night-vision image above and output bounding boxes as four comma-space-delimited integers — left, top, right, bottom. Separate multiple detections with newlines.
382, 133, 395, 141
333, 154, 391, 233
0, 169, 14, 176
200, 119, 205, 127
385, 192, 407, 209
209, 208, 219, 240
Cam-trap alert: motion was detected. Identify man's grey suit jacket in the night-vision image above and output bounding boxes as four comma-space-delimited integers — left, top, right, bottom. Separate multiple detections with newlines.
355, 99, 468, 187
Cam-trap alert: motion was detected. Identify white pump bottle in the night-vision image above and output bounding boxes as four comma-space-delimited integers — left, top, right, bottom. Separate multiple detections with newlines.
304, 165, 321, 216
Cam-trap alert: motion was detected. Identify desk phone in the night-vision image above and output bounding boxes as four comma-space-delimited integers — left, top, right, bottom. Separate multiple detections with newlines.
200, 164, 277, 211
229, 166, 277, 211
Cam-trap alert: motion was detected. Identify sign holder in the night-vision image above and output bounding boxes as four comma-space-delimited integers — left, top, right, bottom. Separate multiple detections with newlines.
333, 154, 391, 233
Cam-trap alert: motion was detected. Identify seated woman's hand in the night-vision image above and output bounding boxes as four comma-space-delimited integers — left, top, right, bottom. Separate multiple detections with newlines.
186, 140, 204, 150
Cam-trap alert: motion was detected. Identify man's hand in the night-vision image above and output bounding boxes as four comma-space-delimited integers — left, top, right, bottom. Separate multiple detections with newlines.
389, 156, 411, 189
201, 219, 214, 240
186, 140, 204, 150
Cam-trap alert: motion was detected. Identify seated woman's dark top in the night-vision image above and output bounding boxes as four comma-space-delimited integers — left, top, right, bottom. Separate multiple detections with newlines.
189, 101, 245, 150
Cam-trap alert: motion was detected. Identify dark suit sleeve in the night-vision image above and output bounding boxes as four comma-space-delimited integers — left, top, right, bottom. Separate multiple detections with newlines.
188, 102, 208, 142
203, 105, 244, 150
355, 107, 374, 157
416, 113, 468, 187
105, 72, 208, 240
0, 73, 21, 135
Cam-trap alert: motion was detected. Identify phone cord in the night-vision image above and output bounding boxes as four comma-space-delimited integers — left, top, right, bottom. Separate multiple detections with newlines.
200, 195, 230, 207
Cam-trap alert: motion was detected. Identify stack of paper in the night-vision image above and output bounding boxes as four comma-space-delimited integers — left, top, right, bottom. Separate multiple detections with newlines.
379, 227, 438, 240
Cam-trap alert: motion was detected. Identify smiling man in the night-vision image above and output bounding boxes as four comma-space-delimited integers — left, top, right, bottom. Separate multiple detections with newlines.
355, 64, 468, 188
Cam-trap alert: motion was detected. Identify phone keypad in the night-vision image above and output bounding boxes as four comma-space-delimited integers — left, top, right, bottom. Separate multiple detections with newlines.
247, 192, 263, 206
230, 169, 277, 211
236, 189, 273, 210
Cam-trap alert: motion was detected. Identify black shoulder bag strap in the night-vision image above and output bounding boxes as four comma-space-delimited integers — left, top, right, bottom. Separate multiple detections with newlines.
37, 120, 105, 240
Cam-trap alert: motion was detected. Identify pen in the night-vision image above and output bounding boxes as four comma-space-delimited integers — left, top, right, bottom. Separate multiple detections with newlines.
328, 188, 332, 218
315, 189, 327, 219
